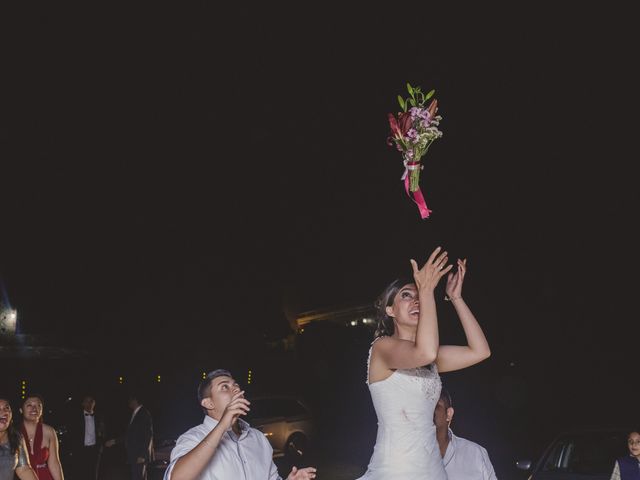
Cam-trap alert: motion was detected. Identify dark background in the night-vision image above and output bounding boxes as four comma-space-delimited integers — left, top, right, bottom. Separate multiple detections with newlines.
2, 2, 639, 478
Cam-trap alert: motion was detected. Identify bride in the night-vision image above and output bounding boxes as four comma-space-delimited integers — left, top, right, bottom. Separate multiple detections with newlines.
357, 247, 491, 479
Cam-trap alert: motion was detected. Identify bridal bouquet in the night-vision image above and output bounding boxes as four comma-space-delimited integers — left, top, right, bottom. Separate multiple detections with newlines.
387, 83, 443, 219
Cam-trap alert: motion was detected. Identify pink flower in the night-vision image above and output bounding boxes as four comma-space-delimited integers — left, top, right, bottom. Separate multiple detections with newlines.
387, 112, 412, 146
427, 99, 438, 118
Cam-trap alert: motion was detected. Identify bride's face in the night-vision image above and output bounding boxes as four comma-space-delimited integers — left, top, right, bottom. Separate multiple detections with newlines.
386, 284, 420, 329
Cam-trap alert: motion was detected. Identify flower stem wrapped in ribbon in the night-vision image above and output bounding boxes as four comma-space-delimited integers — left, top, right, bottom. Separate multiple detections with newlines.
387, 83, 443, 219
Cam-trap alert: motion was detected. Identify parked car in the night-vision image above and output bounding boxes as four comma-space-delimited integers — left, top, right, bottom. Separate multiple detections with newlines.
151, 438, 176, 474
247, 395, 315, 460
517, 427, 629, 480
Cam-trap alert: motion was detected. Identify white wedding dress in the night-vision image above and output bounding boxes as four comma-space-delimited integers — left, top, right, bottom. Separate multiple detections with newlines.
357, 338, 448, 479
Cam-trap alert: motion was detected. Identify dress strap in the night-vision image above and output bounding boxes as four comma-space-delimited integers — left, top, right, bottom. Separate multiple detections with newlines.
19, 423, 31, 455
366, 336, 386, 385
34, 422, 44, 454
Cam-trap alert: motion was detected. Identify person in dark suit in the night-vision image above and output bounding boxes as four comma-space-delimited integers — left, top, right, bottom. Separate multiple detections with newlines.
105, 394, 153, 480
69, 395, 104, 480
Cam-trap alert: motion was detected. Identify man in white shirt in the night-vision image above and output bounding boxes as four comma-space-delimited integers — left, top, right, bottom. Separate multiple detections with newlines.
434, 388, 497, 480
164, 369, 316, 480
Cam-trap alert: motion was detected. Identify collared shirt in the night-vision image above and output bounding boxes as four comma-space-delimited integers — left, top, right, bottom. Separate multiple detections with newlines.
164, 416, 280, 480
83, 411, 96, 446
130, 405, 142, 425
443, 429, 497, 480
612, 461, 621, 480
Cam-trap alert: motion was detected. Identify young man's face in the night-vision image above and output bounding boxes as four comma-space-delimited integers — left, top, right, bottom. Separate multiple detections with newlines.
201, 376, 242, 418
433, 398, 453, 430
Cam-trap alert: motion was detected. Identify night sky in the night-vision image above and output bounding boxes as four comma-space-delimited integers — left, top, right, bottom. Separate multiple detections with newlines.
3, 4, 638, 390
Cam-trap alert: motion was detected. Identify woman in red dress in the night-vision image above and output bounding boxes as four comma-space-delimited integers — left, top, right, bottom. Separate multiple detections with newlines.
20, 396, 64, 480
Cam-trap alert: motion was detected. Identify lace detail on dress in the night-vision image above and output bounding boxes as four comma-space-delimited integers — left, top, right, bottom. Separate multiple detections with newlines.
399, 363, 441, 401
366, 336, 386, 385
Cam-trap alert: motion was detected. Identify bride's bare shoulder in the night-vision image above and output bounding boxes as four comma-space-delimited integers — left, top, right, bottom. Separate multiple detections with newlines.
369, 337, 400, 383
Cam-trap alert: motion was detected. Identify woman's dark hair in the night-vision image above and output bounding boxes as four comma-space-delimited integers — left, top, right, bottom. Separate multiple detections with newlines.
0, 398, 21, 455
373, 277, 415, 339
21, 394, 45, 407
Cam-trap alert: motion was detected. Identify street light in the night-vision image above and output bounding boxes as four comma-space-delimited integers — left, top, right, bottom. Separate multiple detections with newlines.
0, 308, 17, 334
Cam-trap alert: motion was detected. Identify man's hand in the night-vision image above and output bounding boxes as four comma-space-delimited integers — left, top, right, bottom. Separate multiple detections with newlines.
218, 391, 250, 431
287, 466, 317, 479
104, 439, 115, 448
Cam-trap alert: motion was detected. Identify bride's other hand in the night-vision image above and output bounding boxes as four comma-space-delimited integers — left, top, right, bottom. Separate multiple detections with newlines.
445, 258, 466, 300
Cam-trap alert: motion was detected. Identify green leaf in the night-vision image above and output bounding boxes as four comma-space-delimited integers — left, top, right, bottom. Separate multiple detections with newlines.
406, 82, 414, 96
409, 98, 416, 107
425, 89, 435, 100
397, 95, 405, 111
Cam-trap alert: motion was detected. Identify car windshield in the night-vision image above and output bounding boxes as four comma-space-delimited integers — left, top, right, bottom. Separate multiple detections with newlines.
542, 431, 629, 475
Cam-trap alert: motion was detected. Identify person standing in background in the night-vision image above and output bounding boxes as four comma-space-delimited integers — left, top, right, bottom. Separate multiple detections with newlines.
20, 395, 64, 480
610, 429, 640, 480
434, 388, 497, 480
0, 397, 38, 480
69, 395, 104, 480
106, 393, 153, 480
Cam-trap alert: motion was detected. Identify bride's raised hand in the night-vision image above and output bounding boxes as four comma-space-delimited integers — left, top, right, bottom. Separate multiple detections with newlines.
445, 258, 467, 301
410, 247, 453, 293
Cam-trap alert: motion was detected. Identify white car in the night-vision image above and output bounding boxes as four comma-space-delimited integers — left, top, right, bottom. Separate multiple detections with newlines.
246, 395, 315, 459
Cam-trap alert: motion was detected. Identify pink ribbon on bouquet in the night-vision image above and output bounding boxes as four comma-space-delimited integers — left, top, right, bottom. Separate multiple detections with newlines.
401, 160, 432, 219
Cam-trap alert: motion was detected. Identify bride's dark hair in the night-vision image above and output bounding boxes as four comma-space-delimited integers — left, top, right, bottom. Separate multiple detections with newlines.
373, 277, 414, 339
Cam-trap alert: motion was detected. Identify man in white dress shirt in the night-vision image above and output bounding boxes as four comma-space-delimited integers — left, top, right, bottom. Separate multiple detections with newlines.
164, 369, 316, 480
434, 388, 497, 480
